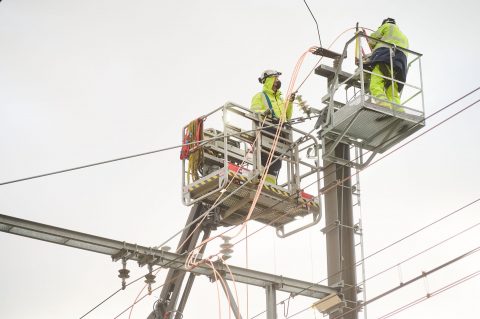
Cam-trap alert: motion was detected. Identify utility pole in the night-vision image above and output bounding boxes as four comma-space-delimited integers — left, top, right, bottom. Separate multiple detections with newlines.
323, 143, 358, 319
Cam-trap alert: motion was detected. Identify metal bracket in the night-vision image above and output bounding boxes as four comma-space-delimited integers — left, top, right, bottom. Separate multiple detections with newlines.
321, 220, 340, 234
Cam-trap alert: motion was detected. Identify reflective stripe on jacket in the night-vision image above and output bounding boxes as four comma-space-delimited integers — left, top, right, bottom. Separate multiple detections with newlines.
368, 23, 409, 52
251, 76, 293, 120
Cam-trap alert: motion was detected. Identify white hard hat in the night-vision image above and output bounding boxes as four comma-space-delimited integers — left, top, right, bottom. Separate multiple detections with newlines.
258, 69, 282, 83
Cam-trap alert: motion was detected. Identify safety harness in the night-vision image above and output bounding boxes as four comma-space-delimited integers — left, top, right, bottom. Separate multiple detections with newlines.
262, 92, 277, 118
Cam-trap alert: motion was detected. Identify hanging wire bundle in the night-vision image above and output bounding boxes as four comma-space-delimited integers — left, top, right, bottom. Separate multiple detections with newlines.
180, 118, 204, 183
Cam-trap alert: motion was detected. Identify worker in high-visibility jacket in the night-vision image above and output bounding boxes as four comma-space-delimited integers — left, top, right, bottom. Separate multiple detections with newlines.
251, 70, 295, 184
367, 18, 409, 111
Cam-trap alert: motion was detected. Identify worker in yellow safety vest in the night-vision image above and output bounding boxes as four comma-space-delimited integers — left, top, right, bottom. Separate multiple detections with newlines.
251, 70, 295, 184
367, 18, 409, 111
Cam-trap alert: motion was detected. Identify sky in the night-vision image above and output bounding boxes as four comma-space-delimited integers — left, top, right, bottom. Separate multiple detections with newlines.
1, 0, 480, 318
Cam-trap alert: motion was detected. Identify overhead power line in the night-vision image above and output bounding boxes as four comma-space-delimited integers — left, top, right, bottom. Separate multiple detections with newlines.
0, 115, 313, 187
285, 245, 480, 319
79, 287, 124, 319
377, 270, 480, 319
3, 86, 477, 190
0, 145, 179, 187
363, 219, 480, 285
248, 197, 480, 319
302, 0, 322, 47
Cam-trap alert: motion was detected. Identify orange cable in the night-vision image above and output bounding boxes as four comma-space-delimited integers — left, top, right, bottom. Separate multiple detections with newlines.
184, 116, 269, 269
115, 86, 479, 319
115, 29, 478, 319
295, 26, 358, 91
207, 258, 239, 319
230, 47, 315, 240
245, 224, 249, 319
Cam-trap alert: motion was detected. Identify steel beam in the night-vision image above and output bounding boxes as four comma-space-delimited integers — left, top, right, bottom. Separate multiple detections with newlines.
154, 204, 211, 318
323, 144, 358, 319
0, 213, 337, 301
220, 278, 243, 319
265, 284, 277, 319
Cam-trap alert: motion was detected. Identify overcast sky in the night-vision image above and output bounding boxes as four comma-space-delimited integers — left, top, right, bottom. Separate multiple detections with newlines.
1, 1, 480, 318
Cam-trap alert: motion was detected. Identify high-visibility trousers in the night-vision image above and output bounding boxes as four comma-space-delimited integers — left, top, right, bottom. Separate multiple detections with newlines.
370, 64, 403, 112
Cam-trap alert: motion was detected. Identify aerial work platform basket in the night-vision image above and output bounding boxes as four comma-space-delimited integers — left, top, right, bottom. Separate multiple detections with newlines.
181, 102, 323, 237
314, 32, 425, 168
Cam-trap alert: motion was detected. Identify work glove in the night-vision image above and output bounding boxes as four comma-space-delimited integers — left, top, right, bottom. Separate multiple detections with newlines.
289, 92, 296, 102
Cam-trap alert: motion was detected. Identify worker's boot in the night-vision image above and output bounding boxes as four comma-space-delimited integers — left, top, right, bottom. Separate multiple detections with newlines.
377, 101, 392, 109
265, 174, 277, 185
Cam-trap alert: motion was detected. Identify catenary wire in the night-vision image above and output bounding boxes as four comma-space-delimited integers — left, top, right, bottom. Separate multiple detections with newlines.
247, 196, 480, 319
282, 217, 480, 319
376, 270, 480, 319
0, 114, 314, 187
311, 219, 480, 319
302, 0, 322, 47
287, 197, 480, 298
295, 26, 357, 91
78, 287, 123, 319
362, 219, 480, 290
80, 275, 148, 319
330, 246, 480, 319
284, 245, 480, 319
